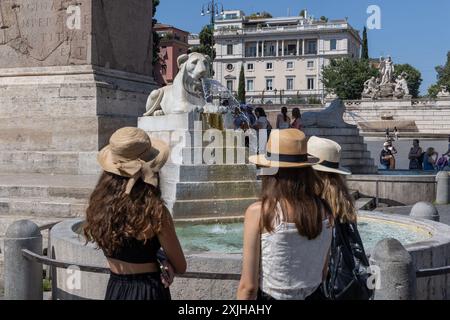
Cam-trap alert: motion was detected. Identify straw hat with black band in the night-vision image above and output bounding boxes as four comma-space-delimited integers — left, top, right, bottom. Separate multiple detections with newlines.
97, 127, 170, 195
249, 129, 320, 169
307, 136, 351, 175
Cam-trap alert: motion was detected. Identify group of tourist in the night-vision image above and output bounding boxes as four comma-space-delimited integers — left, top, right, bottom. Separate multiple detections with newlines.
83, 126, 371, 300
380, 137, 450, 171
408, 138, 450, 171
233, 106, 304, 132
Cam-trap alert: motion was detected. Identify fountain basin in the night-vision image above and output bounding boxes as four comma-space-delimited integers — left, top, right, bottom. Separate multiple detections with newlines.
50, 212, 450, 300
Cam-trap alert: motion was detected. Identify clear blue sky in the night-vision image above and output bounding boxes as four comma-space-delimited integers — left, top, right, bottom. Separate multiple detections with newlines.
157, 0, 450, 95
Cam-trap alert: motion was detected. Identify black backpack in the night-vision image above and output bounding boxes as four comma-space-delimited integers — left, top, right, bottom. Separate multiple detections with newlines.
322, 220, 374, 300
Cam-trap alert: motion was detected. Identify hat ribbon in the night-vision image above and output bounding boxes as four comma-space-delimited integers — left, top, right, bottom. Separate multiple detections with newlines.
320, 160, 340, 169
266, 152, 308, 163
113, 159, 159, 195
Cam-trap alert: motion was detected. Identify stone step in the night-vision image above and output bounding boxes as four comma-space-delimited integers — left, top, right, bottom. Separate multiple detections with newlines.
0, 197, 87, 218
169, 197, 258, 219
0, 184, 92, 200
0, 151, 99, 175
341, 150, 372, 159
304, 127, 361, 136
317, 135, 365, 145
341, 158, 375, 166
347, 165, 378, 174
162, 164, 258, 182
340, 143, 369, 152
355, 197, 376, 210
163, 180, 261, 201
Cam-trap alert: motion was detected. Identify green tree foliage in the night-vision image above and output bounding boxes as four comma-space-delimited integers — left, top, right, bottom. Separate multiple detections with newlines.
361, 27, 369, 60
191, 25, 216, 60
248, 11, 273, 19
299, 9, 306, 18
152, 0, 160, 66
394, 64, 422, 98
237, 65, 246, 103
428, 52, 450, 97
322, 58, 378, 100
320, 16, 328, 22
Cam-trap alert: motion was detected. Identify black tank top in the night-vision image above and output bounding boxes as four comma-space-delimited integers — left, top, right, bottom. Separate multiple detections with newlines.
105, 236, 161, 264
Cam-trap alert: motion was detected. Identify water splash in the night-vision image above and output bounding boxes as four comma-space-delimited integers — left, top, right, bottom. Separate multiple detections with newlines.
201, 78, 251, 126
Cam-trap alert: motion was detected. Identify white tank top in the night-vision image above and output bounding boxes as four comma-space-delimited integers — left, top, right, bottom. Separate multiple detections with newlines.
260, 203, 332, 300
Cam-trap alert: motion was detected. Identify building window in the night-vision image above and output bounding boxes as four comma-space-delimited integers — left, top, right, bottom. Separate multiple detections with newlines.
247, 79, 254, 91
286, 61, 294, 69
245, 42, 257, 57
307, 60, 314, 69
330, 39, 337, 51
306, 39, 317, 54
266, 62, 273, 70
264, 41, 276, 57
307, 77, 315, 90
266, 79, 273, 91
227, 44, 233, 55
286, 78, 294, 90
247, 63, 254, 71
284, 42, 297, 56
226, 63, 234, 72
227, 80, 234, 92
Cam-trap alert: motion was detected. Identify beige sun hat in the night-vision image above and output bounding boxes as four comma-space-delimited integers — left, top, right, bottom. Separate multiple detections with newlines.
249, 129, 320, 168
307, 136, 351, 175
97, 127, 170, 194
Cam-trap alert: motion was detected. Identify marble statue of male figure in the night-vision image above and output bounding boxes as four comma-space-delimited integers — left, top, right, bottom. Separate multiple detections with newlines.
381, 56, 395, 85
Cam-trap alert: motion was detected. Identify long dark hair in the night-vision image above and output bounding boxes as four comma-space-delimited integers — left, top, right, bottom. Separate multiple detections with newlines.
315, 171, 356, 224
281, 107, 288, 122
255, 107, 267, 117
260, 167, 328, 239
83, 172, 168, 256
292, 107, 301, 119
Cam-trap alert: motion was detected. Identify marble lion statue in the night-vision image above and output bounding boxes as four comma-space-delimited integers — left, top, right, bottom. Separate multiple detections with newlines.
302, 99, 355, 128
143, 52, 213, 116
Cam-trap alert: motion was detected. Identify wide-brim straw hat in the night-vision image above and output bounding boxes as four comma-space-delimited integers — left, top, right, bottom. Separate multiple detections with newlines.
97, 127, 170, 194
307, 136, 351, 175
249, 129, 320, 168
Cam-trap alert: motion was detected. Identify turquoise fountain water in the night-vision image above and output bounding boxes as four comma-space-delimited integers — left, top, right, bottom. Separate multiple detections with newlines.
175, 218, 431, 254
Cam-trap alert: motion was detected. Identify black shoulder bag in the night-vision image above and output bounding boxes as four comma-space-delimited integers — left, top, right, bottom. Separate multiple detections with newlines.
322, 220, 374, 300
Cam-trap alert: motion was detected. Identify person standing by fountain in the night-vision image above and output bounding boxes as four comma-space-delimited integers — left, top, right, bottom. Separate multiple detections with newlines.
276, 106, 291, 129
408, 139, 423, 170
308, 137, 373, 300
253, 107, 272, 154
291, 108, 303, 130
380, 142, 394, 170
423, 147, 439, 171
237, 129, 332, 300
83, 127, 186, 300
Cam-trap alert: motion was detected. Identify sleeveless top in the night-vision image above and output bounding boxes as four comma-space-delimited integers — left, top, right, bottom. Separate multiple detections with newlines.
104, 236, 161, 264
277, 114, 290, 129
260, 203, 332, 300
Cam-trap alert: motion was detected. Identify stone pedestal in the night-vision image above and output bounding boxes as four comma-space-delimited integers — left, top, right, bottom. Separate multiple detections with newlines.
0, 0, 158, 275
0, 1, 157, 174
138, 112, 260, 218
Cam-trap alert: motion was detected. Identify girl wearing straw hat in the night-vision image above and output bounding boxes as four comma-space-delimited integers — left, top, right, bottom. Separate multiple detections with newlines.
83, 127, 186, 300
237, 129, 333, 300
308, 136, 372, 300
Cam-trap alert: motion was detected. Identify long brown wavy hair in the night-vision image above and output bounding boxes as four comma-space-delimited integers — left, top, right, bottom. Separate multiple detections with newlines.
83, 171, 167, 256
315, 171, 357, 224
260, 167, 329, 240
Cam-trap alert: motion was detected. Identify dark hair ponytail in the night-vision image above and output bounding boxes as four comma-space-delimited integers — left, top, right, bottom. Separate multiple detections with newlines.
281, 107, 288, 122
